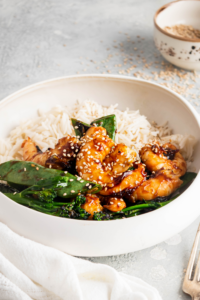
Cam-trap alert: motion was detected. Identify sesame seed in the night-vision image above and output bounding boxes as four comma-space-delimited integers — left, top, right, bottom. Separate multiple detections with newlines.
64, 171, 68, 174
36, 167, 39, 171
69, 179, 74, 182
71, 190, 75, 193
24, 168, 26, 172
63, 193, 67, 196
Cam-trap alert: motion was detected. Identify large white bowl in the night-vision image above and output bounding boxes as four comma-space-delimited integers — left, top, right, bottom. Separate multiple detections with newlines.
0, 75, 200, 257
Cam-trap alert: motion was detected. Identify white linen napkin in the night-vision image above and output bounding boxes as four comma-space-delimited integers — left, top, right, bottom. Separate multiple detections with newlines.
0, 222, 162, 300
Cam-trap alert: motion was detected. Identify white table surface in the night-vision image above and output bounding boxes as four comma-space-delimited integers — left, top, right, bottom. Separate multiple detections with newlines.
0, 0, 200, 299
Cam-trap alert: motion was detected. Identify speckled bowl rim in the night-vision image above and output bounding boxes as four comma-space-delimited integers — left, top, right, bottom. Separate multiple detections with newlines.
154, 0, 200, 43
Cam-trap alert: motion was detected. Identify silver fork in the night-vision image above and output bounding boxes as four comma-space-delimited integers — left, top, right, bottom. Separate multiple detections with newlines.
183, 223, 200, 300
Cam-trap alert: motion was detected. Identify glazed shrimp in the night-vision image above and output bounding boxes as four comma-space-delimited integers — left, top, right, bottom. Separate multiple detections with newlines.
22, 136, 80, 170
81, 194, 103, 220
76, 126, 145, 195
76, 127, 136, 184
130, 143, 187, 201
103, 197, 126, 212
100, 163, 146, 196
140, 143, 186, 177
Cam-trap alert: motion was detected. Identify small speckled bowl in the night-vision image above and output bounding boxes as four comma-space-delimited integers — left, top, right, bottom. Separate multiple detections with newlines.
154, 0, 200, 70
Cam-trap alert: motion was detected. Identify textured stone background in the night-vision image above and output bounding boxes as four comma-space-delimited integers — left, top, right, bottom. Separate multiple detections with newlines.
0, 0, 200, 299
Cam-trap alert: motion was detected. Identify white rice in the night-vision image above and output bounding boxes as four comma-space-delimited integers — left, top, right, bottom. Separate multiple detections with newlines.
0, 100, 196, 166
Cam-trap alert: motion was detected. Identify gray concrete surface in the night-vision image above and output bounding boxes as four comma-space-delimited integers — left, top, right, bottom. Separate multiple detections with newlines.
0, 0, 200, 299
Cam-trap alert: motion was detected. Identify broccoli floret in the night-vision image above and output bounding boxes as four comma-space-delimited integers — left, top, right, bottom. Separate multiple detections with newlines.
93, 211, 113, 221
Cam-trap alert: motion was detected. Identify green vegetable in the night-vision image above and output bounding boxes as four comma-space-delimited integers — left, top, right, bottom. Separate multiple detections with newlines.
122, 200, 171, 212
1, 160, 197, 221
93, 211, 114, 221
0, 183, 20, 194
127, 166, 135, 171
71, 114, 117, 141
91, 114, 117, 141
71, 119, 91, 137
0, 161, 102, 198
21, 176, 69, 203
5, 192, 90, 220
93, 200, 171, 221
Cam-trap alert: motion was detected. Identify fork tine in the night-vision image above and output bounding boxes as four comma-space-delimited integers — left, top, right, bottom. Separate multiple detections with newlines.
185, 223, 200, 281
194, 251, 200, 282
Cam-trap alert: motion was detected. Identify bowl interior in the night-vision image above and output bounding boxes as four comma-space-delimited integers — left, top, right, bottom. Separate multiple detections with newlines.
1, 75, 200, 171
156, 1, 200, 30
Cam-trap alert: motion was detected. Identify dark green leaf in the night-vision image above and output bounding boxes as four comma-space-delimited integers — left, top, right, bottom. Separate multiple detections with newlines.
91, 114, 117, 141
0, 183, 19, 194
71, 118, 91, 138
0, 161, 102, 198
21, 176, 69, 203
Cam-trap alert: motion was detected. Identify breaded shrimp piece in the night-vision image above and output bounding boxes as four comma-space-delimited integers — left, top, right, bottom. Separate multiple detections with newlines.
22, 136, 80, 170
103, 143, 137, 175
81, 194, 103, 220
100, 163, 146, 196
76, 127, 114, 185
76, 126, 137, 187
130, 142, 186, 202
22, 137, 49, 166
140, 142, 186, 177
103, 197, 126, 212
132, 169, 182, 201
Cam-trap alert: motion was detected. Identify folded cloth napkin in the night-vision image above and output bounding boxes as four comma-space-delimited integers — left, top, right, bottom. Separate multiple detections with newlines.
0, 222, 162, 300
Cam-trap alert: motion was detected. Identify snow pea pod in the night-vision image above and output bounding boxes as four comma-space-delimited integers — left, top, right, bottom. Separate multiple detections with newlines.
0, 160, 102, 198
91, 114, 117, 141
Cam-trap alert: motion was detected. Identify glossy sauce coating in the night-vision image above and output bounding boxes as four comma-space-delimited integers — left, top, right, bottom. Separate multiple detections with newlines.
81, 194, 103, 219
103, 197, 126, 212
130, 143, 186, 201
22, 136, 80, 170
76, 127, 138, 193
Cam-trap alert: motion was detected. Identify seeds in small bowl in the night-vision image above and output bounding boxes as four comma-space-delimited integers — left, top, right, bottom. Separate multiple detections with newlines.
164, 24, 200, 40
154, 0, 200, 70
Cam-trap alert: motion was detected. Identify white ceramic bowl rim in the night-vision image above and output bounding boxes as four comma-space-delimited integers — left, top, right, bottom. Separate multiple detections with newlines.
1, 74, 200, 226
154, 0, 200, 43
